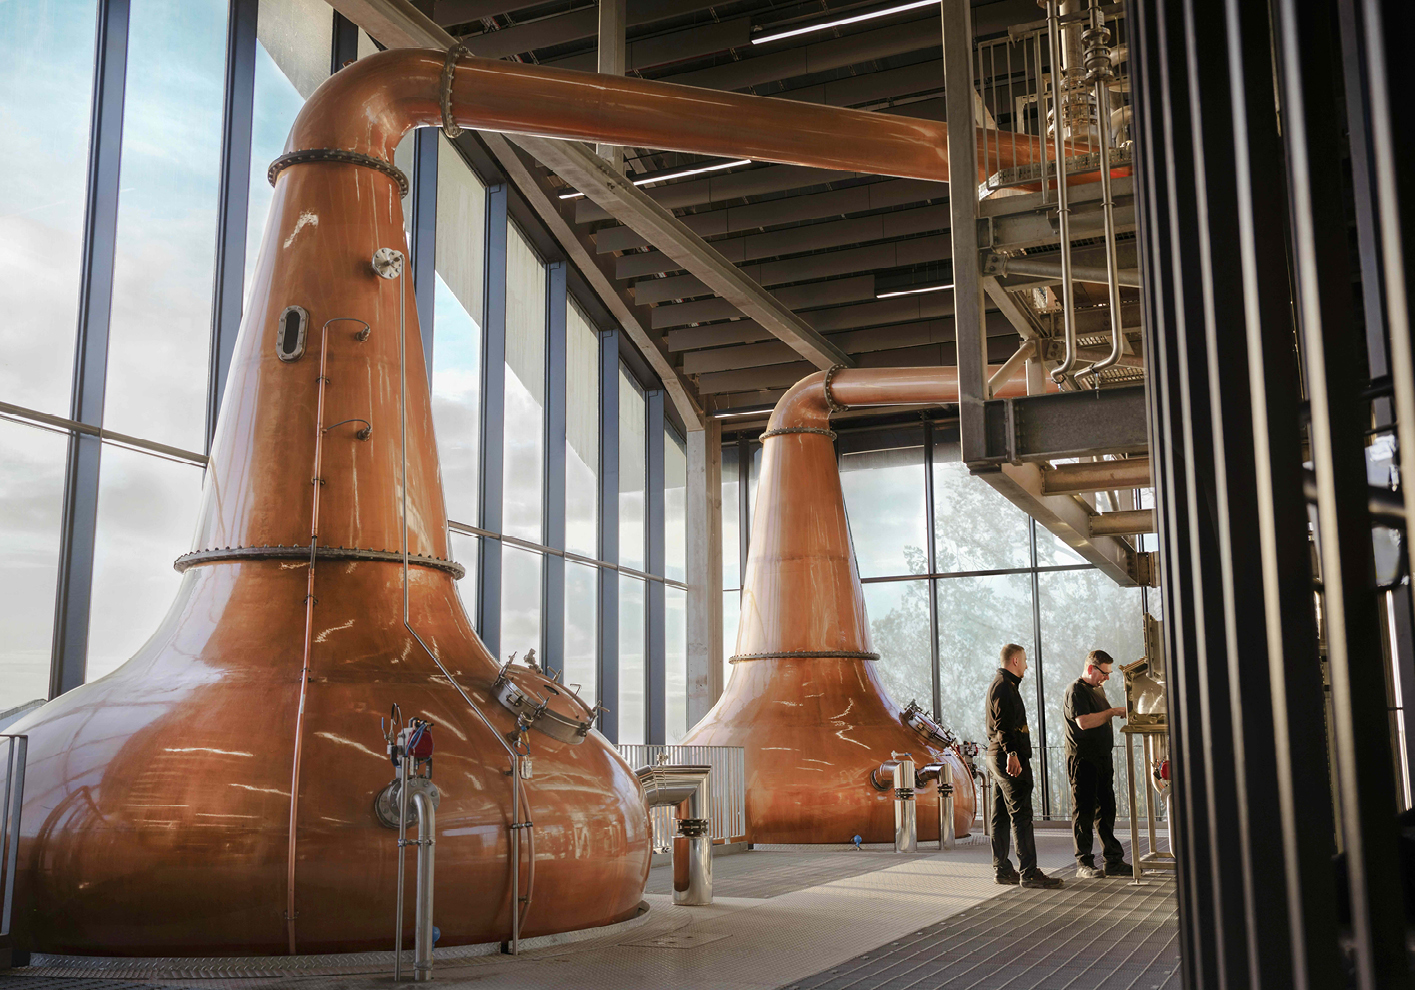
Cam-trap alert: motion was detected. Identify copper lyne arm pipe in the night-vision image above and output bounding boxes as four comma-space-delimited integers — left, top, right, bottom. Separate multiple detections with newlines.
766, 365, 1033, 434
289, 48, 1052, 185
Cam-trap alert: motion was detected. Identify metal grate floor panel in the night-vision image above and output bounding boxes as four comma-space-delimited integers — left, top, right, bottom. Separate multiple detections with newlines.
783, 876, 1180, 990
645, 849, 928, 899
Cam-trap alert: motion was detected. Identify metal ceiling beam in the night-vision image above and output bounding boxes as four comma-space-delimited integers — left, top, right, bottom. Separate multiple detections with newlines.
595, 178, 943, 252
692, 335, 1022, 394
668, 309, 1016, 353
986, 462, 1140, 586
574, 164, 860, 223
650, 275, 877, 329
665, 306, 1015, 353
1041, 458, 1152, 495
616, 203, 952, 279
324, 0, 707, 425
518, 133, 852, 370
1088, 508, 1156, 537
681, 310, 1021, 375
632, 234, 951, 306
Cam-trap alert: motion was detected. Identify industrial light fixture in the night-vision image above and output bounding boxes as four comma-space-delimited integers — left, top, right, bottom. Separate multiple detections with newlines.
875, 283, 954, 299
751, 0, 936, 45
558, 159, 753, 199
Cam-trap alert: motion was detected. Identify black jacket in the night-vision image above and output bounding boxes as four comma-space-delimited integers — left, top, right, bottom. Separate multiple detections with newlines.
986, 667, 1033, 760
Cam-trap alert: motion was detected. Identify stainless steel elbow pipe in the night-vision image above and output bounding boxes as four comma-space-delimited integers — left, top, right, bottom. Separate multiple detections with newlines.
636, 765, 714, 906
871, 754, 918, 853
916, 763, 956, 851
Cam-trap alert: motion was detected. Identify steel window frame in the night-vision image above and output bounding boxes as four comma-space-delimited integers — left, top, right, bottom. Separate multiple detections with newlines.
50, 0, 131, 700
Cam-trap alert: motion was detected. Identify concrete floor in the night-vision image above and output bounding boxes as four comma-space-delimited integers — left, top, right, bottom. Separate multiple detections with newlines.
5, 831, 1178, 990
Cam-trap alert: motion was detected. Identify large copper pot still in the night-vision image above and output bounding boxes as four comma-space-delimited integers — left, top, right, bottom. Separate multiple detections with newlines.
682, 369, 1039, 843
9, 48, 1053, 955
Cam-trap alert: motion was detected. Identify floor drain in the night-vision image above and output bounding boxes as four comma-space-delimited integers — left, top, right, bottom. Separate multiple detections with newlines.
621, 933, 729, 950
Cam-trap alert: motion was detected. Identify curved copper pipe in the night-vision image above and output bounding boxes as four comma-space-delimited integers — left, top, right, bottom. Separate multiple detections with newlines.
287, 48, 1059, 186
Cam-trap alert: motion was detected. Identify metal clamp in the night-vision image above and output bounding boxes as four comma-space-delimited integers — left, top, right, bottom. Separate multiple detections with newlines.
678, 818, 710, 838
441, 45, 471, 138
759, 427, 837, 441
822, 364, 850, 413
268, 148, 409, 197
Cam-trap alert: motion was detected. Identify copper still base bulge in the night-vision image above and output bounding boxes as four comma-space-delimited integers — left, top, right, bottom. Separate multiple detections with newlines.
685, 659, 976, 844
10, 155, 649, 956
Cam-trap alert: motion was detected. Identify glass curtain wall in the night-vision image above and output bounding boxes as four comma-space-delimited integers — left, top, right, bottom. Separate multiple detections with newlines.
618, 367, 647, 742
0, 3, 690, 743
722, 424, 1150, 818
665, 428, 688, 741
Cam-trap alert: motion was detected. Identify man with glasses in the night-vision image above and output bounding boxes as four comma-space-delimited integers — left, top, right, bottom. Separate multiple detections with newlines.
1063, 649, 1132, 878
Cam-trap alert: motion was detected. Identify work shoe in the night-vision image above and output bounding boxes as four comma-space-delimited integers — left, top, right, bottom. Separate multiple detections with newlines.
1075, 863, 1105, 879
995, 870, 1021, 885
1021, 872, 1065, 889
1104, 861, 1134, 877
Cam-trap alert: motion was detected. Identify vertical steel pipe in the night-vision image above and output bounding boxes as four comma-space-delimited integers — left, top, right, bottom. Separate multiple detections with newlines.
1075, 8, 1124, 379
410, 789, 436, 982
939, 764, 955, 851
1046, 0, 1079, 384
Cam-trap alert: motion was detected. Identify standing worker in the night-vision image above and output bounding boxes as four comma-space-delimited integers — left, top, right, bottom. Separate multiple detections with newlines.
1062, 649, 1133, 878
986, 643, 1063, 889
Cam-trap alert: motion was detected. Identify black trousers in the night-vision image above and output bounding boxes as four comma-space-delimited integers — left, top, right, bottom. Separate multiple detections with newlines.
989, 747, 1038, 876
1068, 753, 1125, 867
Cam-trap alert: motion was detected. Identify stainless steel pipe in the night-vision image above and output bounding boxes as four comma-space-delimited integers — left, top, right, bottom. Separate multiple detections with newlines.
874, 755, 918, 853
1074, 8, 1124, 379
1046, 0, 1079, 384
636, 764, 714, 906
410, 790, 436, 982
915, 762, 956, 851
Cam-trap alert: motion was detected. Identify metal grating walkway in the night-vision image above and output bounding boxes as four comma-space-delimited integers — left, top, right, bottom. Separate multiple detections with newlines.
645, 849, 936, 900
783, 877, 1180, 990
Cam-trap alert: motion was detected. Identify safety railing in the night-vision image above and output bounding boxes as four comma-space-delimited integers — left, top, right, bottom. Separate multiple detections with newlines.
974, 3, 1131, 201
618, 744, 746, 849
2, 734, 27, 940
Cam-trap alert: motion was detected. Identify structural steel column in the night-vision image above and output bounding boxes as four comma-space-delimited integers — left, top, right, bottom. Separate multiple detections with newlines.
685, 419, 723, 724
207, 0, 256, 449
543, 262, 567, 680
923, 420, 942, 720
598, 329, 620, 742
477, 184, 508, 656
1273, 0, 1408, 983
51, 0, 130, 699
595, 0, 625, 173
940, 0, 987, 466
646, 389, 666, 744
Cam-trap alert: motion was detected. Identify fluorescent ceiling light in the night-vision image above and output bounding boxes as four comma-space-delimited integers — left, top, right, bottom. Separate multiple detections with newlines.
875, 283, 954, 299
558, 159, 753, 199
752, 0, 936, 45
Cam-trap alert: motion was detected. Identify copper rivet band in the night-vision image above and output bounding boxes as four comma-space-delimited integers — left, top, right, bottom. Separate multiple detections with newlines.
822, 363, 851, 413
758, 427, 837, 441
268, 149, 410, 197
729, 650, 880, 663
175, 545, 465, 579
441, 45, 470, 138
